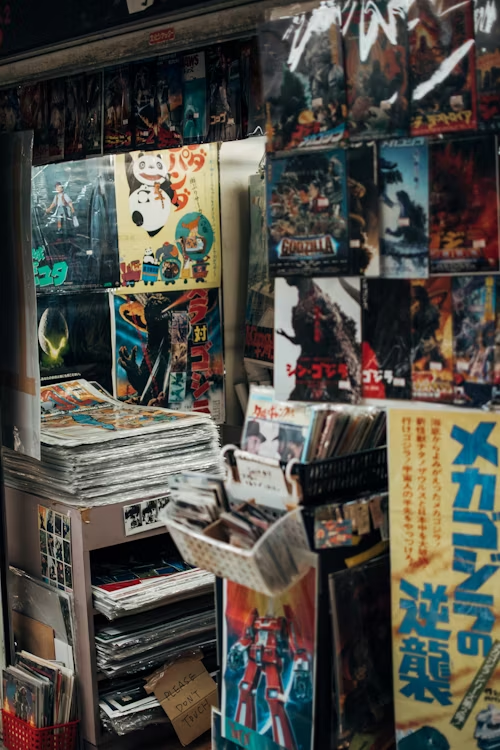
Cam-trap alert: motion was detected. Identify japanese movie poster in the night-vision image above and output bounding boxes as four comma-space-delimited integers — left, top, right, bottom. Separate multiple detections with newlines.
0, 88, 20, 132
258, 1, 347, 152
114, 143, 221, 294
240, 37, 265, 138
411, 277, 454, 403
361, 278, 412, 400
409, 0, 477, 135
342, 0, 409, 141
19, 81, 49, 165
207, 43, 241, 143
65, 74, 86, 160
222, 565, 317, 750
429, 136, 499, 274
183, 51, 208, 144
31, 156, 120, 292
475, 0, 500, 130
133, 60, 157, 149
47, 78, 65, 162
112, 289, 225, 423
347, 142, 379, 276
104, 66, 132, 152
156, 54, 183, 150
85, 72, 103, 156
388, 408, 500, 750
245, 173, 274, 366
275, 277, 362, 403
267, 149, 349, 277
379, 138, 429, 279
452, 275, 495, 408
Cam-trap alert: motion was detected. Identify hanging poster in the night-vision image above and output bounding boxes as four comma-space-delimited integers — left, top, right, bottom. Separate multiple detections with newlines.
388, 408, 500, 750
156, 54, 183, 150
475, 0, 500, 130
65, 74, 86, 160
38, 504, 73, 593
19, 81, 49, 165
132, 60, 157, 149
347, 142, 380, 276
183, 51, 208, 144
114, 143, 221, 293
207, 43, 241, 143
85, 72, 103, 156
47, 78, 65, 163
103, 66, 132, 152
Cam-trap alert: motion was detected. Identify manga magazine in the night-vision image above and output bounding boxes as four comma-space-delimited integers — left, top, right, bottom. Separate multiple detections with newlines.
133, 60, 157, 149
342, 0, 409, 141
274, 277, 362, 403
240, 37, 265, 138
379, 138, 429, 278
207, 43, 241, 143
157, 54, 183, 150
183, 51, 208, 145
65, 75, 86, 160
222, 565, 317, 750
409, 0, 477, 135
20, 81, 49, 165
47, 78, 65, 162
267, 149, 349, 277
475, 0, 500, 130
361, 278, 412, 400
258, 1, 347, 152
85, 72, 103, 156
429, 136, 499, 274
347, 142, 379, 276
411, 277, 454, 402
31, 156, 120, 292
112, 289, 225, 423
104, 66, 132, 152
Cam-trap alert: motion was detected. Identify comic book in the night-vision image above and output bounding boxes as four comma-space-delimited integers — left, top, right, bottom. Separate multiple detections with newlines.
275, 276, 362, 403
20, 81, 49, 165
183, 51, 208, 145
65, 75, 86, 160
31, 156, 120, 292
3, 667, 41, 727
114, 143, 221, 294
0, 87, 20, 132
411, 277, 454, 402
156, 54, 183, 150
361, 279, 412, 400
47, 79, 65, 162
267, 149, 349, 277
429, 136, 499, 274
258, 1, 346, 152
207, 43, 241, 143
104, 66, 132, 152
409, 0, 477, 135
347, 142, 379, 276
342, 0, 409, 141
85, 72, 103, 156
378, 137, 429, 279
240, 37, 265, 138
112, 289, 225, 423
132, 60, 157, 149
475, 0, 500, 130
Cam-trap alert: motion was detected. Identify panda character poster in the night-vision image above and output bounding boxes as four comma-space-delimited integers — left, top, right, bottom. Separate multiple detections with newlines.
114, 143, 221, 294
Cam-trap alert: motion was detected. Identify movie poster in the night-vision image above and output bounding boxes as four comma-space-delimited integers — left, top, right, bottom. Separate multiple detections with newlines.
65, 74, 86, 160
183, 51, 208, 144
19, 81, 49, 164
104, 66, 132, 152
207, 43, 241, 143
429, 136, 499, 274
409, 0, 477, 135
362, 278, 412, 400
240, 37, 265, 138
379, 138, 429, 278
114, 143, 221, 294
275, 276, 362, 403
222, 565, 317, 750
157, 54, 183, 150
132, 60, 157, 149
0, 88, 20, 132
388, 408, 500, 750
411, 277, 454, 402
347, 142, 379, 276
85, 72, 103, 156
267, 149, 349, 277
31, 156, 120, 291
47, 78, 65, 162
258, 2, 347, 152
475, 0, 500, 130
112, 290, 224, 422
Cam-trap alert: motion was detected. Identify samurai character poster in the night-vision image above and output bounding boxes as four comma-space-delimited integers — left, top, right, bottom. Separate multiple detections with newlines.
207, 43, 241, 143
19, 81, 49, 165
47, 78, 65, 162
37, 291, 113, 393
411, 277, 454, 402
104, 66, 132, 152
222, 565, 317, 750
31, 156, 120, 292
267, 149, 349, 277
0, 88, 20, 132
429, 136, 499, 274
157, 54, 183, 149
240, 37, 265, 138
362, 278, 412, 400
475, 0, 500, 130
275, 277, 362, 403
347, 142, 379, 276
114, 143, 221, 294
409, 0, 477, 135
65, 74, 86, 160
183, 51, 208, 145
452, 275, 495, 407
85, 72, 103, 156
133, 60, 157, 149
379, 138, 429, 278
112, 290, 225, 422
258, 2, 347, 152
342, 0, 409, 141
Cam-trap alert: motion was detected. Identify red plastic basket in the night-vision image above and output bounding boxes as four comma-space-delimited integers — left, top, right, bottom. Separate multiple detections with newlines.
2, 711, 79, 750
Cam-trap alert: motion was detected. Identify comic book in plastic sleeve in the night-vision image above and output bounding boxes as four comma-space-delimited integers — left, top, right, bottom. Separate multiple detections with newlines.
85, 72, 103, 156
132, 60, 157, 149
183, 51, 208, 145
47, 79, 65, 162
258, 1, 347, 152
104, 66, 132, 152
475, 0, 500, 130
156, 54, 183, 150
347, 142, 379, 276
64, 74, 86, 160
240, 37, 265, 138
429, 136, 499, 275
19, 81, 49, 165
409, 0, 477, 136
207, 43, 241, 143
342, 0, 409, 142
267, 149, 349, 277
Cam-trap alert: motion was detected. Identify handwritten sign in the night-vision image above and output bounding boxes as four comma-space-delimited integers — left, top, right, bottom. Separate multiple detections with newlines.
233, 450, 297, 511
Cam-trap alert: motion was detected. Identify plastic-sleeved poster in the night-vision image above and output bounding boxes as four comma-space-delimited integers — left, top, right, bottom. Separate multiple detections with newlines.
132, 60, 157, 149
347, 142, 380, 276
157, 54, 183, 150
104, 66, 132, 152
475, 0, 500, 130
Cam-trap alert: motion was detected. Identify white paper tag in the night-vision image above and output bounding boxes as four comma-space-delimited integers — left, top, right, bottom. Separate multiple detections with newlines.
233, 450, 295, 510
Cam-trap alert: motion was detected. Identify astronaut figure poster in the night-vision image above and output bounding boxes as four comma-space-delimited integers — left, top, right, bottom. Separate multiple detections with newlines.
114, 143, 221, 294
222, 565, 317, 750
475, 0, 500, 130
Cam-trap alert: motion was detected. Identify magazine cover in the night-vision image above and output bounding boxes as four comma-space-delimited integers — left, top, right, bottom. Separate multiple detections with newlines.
85, 72, 103, 156
3, 669, 39, 727
19, 81, 49, 165
47, 78, 65, 162
222, 565, 317, 750
347, 142, 379, 276
275, 277, 362, 403
132, 60, 157, 149
31, 156, 120, 291
342, 0, 409, 141
411, 277, 454, 402
65, 74, 86, 160
258, 2, 347, 152
112, 290, 225, 422
409, 0, 477, 135
183, 51, 208, 144
362, 278, 412, 400
267, 149, 349, 277
157, 54, 183, 150
114, 143, 221, 293
475, 0, 500, 130
452, 275, 495, 407
207, 43, 241, 143
429, 136, 499, 274
104, 66, 132, 152
240, 37, 265, 138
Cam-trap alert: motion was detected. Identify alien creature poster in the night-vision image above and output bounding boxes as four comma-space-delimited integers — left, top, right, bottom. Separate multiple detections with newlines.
347, 142, 380, 276
112, 289, 224, 422
475, 0, 500, 130
114, 143, 221, 294
222, 565, 317, 750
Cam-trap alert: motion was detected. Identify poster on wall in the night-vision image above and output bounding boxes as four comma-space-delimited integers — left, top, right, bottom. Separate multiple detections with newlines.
114, 143, 221, 294
388, 408, 500, 750
347, 142, 380, 277
475, 0, 500, 130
